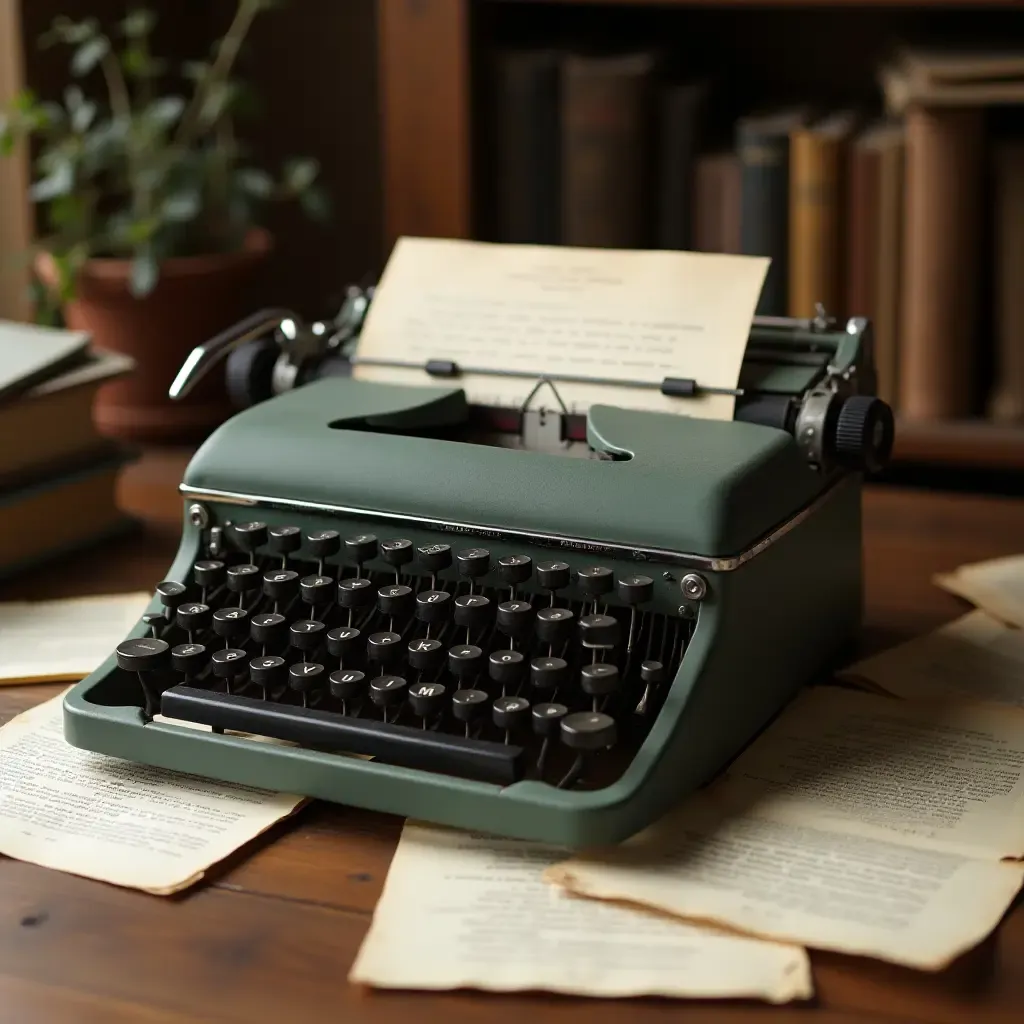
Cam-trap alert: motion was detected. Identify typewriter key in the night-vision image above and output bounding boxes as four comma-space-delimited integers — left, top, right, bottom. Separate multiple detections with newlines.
156, 580, 188, 611
306, 529, 341, 575
211, 648, 247, 694
337, 577, 375, 625
327, 625, 362, 666
577, 566, 614, 611
580, 663, 621, 711
496, 599, 534, 647
417, 542, 452, 586
251, 612, 287, 653
535, 607, 574, 653
212, 607, 250, 648
377, 583, 414, 631
367, 630, 403, 667
380, 538, 414, 582
415, 589, 451, 636
492, 695, 530, 743
453, 594, 491, 644
193, 559, 225, 601
488, 649, 525, 694
300, 574, 334, 618
345, 533, 378, 573
263, 568, 299, 609
407, 637, 444, 674
617, 574, 654, 651
456, 547, 490, 593
448, 644, 484, 681
536, 560, 571, 603
226, 564, 261, 607
268, 525, 302, 564
175, 602, 211, 643
409, 681, 446, 726
290, 619, 327, 654
171, 642, 208, 679
451, 687, 489, 736
329, 668, 366, 713
530, 656, 570, 696
532, 701, 568, 775
233, 521, 267, 553
559, 711, 617, 788
142, 612, 167, 638
369, 674, 408, 719
288, 661, 325, 706
116, 638, 169, 720
635, 659, 667, 716
497, 554, 532, 597
249, 654, 286, 699
578, 613, 620, 651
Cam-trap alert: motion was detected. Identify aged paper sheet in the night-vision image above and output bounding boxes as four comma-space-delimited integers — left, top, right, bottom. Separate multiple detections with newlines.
350, 821, 812, 1002
0, 693, 306, 893
842, 610, 1024, 708
547, 688, 1024, 969
935, 554, 1024, 629
0, 592, 149, 684
354, 237, 769, 420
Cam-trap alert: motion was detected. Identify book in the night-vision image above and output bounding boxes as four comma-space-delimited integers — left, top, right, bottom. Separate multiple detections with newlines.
692, 152, 742, 254
0, 319, 92, 403
656, 81, 706, 250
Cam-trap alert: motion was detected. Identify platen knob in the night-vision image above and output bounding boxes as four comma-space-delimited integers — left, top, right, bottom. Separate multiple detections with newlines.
833, 395, 895, 474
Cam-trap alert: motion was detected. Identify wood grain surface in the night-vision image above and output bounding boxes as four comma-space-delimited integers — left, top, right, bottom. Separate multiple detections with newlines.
2, 450, 1023, 1023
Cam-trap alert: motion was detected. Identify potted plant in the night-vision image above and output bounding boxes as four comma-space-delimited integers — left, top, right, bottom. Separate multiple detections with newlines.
0, 1, 328, 442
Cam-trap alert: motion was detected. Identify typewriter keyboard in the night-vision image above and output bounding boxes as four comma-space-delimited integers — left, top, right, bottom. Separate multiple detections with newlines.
115, 522, 693, 790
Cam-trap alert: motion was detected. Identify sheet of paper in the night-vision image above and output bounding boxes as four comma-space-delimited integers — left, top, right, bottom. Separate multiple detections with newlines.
349, 821, 811, 1002
842, 610, 1024, 708
935, 554, 1024, 629
0, 693, 306, 893
0, 592, 149, 684
546, 686, 1024, 969
353, 237, 770, 420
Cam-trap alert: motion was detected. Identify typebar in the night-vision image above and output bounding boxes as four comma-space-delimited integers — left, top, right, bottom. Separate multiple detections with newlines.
160, 685, 525, 785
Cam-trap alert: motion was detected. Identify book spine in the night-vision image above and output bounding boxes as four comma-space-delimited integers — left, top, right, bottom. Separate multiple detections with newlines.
692, 153, 742, 254
788, 128, 846, 318
898, 106, 984, 420
874, 132, 906, 409
737, 122, 790, 316
561, 54, 653, 248
657, 84, 704, 250
845, 142, 881, 322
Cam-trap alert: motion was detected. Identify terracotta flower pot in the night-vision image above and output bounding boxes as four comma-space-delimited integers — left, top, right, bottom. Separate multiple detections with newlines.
35, 228, 272, 444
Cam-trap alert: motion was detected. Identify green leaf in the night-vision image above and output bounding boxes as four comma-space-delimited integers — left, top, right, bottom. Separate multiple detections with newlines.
299, 185, 331, 222
236, 167, 273, 198
30, 159, 74, 201
283, 157, 319, 193
13, 88, 38, 114
0, 130, 13, 157
47, 193, 87, 231
162, 188, 201, 223
143, 96, 185, 130
70, 100, 97, 133
130, 248, 159, 297
182, 60, 210, 82
198, 81, 239, 126
72, 36, 110, 77
41, 16, 98, 48
121, 8, 156, 38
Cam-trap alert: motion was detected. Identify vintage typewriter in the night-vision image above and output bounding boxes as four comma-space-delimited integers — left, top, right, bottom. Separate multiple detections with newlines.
63, 278, 894, 847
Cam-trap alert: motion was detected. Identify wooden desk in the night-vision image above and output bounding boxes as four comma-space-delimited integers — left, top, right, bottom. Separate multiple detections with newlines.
2, 452, 1023, 1024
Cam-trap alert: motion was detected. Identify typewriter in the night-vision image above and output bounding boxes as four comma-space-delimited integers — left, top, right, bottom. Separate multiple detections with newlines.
63, 275, 894, 848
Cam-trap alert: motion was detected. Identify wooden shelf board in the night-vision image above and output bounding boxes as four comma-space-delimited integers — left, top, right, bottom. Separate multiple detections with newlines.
893, 419, 1024, 470
491, 0, 1021, 7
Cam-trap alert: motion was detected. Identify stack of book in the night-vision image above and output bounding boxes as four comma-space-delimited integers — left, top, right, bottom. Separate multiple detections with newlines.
0, 320, 136, 581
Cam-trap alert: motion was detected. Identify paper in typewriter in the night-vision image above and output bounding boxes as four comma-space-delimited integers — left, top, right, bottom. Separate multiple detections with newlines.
349, 821, 812, 1002
0, 693, 306, 894
353, 237, 770, 420
934, 554, 1024, 629
546, 687, 1024, 969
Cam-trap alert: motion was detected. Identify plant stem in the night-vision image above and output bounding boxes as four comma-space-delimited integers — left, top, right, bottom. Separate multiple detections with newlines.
99, 42, 142, 220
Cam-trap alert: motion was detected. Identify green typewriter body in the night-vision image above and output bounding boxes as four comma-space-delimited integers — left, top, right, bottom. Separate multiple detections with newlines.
63, 309, 890, 848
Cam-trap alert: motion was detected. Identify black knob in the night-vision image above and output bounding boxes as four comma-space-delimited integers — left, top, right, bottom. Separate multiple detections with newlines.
377, 583, 415, 619
226, 564, 261, 594
453, 594, 491, 631
262, 568, 299, 603
577, 566, 614, 599
212, 606, 249, 639
532, 701, 568, 737
536, 560, 570, 592
496, 599, 533, 639
345, 533, 378, 565
492, 695, 530, 733
250, 611, 287, 647
380, 538, 414, 570
834, 394, 895, 473
451, 687, 489, 725
233, 521, 267, 552
415, 589, 452, 624
448, 643, 484, 679
300, 574, 334, 607
171, 642, 208, 677
210, 647, 247, 678
580, 663, 620, 696
488, 649, 525, 687
156, 580, 188, 609
560, 711, 617, 751
327, 625, 361, 661
616, 574, 654, 605
338, 577, 376, 609
457, 547, 490, 579
116, 637, 169, 673
193, 560, 225, 589
407, 637, 445, 673
535, 607, 574, 644
367, 630, 404, 665
250, 654, 287, 691
330, 668, 366, 701
497, 554, 532, 587
578, 613, 620, 647
409, 681, 447, 719
369, 674, 407, 709
290, 619, 327, 652
417, 542, 452, 573
641, 659, 667, 685
175, 602, 211, 634
306, 529, 341, 560
530, 656, 569, 692
289, 661, 326, 697
268, 525, 302, 557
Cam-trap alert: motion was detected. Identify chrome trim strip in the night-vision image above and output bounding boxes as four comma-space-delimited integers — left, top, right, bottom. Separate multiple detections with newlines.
178, 477, 848, 572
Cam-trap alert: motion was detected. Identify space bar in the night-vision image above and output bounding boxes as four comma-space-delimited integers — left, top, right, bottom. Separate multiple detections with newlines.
160, 685, 524, 786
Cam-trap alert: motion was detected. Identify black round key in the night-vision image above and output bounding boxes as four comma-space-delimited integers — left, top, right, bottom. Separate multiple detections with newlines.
457, 547, 490, 579
617, 574, 654, 605
416, 542, 452, 573
226, 564, 261, 594
561, 710, 617, 751
116, 637, 169, 673
448, 644, 484, 679
327, 626, 362, 660
212, 606, 250, 638
268, 525, 302, 556
290, 618, 326, 651
496, 599, 533, 638
193, 560, 226, 589
409, 681, 446, 719
233, 521, 267, 552
250, 654, 287, 690
210, 647, 247, 678
380, 538, 414, 569
451, 687, 489, 725
580, 663, 621, 696
369, 674, 407, 708
641, 659, 667, 685
535, 606, 574, 644
407, 637, 444, 673
577, 566, 614, 598
156, 580, 187, 609
578, 613, 620, 647
453, 594, 491, 630
537, 560, 571, 591
250, 612, 287, 646
301, 574, 334, 607
289, 660, 325, 693
345, 533, 377, 565
263, 568, 300, 602
530, 656, 569, 692
488, 649, 525, 687
493, 695, 530, 733
367, 630, 403, 665
377, 583, 414, 618
306, 529, 341, 559
415, 589, 452, 624
176, 602, 211, 634
171, 642, 208, 676
532, 701, 568, 737
329, 668, 366, 700
497, 554, 532, 586
338, 577, 376, 609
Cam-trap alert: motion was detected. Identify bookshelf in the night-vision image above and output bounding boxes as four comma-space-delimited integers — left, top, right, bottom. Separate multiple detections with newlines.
377, 0, 1024, 474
